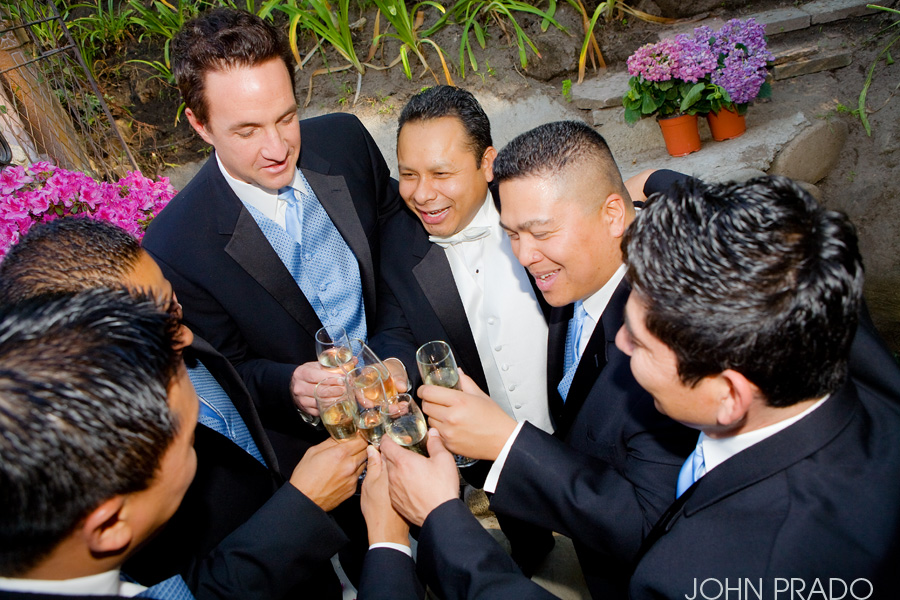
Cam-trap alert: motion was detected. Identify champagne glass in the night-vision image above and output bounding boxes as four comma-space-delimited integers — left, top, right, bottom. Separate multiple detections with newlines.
315, 325, 353, 372
314, 375, 358, 441
346, 365, 389, 448
344, 339, 407, 398
415, 341, 478, 468
382, 393, 429, 456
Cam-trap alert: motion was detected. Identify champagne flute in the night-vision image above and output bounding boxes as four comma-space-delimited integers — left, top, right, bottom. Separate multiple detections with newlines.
415, 341, 478, 468
344, 339, 407, 398
314, 375, 358, 441
382, 393, 429, 456
315, 325, 353, 372
347, 365, 389, 448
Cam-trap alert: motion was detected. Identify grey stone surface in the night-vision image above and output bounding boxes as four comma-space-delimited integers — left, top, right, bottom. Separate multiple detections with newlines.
524, 24, 579, 82
802, 0, 878, 24
768, 117, 849, 184
658, 18, 726, 40
163, 160, 204, 192
653, 0, 736, 19
752, 7, 811, 35
773, 50, 853, 79
770, 43, 821, 65
572, 71, 631, 110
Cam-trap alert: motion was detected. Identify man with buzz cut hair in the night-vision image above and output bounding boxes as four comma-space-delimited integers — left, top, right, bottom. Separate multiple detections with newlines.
0, 217, 366, 600
359, 174, 900, 600
371, 85, 554, 572
0, 289, 196, 600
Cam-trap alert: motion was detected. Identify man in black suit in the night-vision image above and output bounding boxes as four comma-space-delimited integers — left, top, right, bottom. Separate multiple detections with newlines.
369, 85, 554, 570
141, 8, 400, 451
362, 174, 900, 600
0, 218, 367, 599
0, 290, 197, 600
413, 121, 695, 598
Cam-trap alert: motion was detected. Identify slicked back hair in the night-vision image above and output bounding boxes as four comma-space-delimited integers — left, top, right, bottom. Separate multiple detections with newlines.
0, 218, 142, 305
622, 175, 863, 407
492, 120, 629, 204
397, 85, 493, 164
172, 7, 296, 126
0, 289, 182, 576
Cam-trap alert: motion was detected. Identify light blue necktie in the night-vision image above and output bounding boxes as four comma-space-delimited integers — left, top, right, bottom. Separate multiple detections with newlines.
676, 439, 706, 498
557, 300, 587, 402
129, 574, 194, 599
276, 184, 367, 344
188, 362, 265, 466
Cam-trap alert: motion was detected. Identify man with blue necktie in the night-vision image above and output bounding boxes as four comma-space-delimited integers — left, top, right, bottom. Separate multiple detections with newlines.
0, 290, 199, 600
0, 218, 367, 599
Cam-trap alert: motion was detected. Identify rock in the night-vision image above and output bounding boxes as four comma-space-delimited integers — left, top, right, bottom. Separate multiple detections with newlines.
703, 167, 768, 184
795, 180, 824, 200
773, 50, 853, 79
801, 0, 878, 24
572, 71, 631, 110
658, 18, 726, 40
652, 0, 741, 19
768, 118, 849, 184
523, 24, 577, 82
769, 43, 821, 66
751, 7, 811, 36
162, 160, 204, 193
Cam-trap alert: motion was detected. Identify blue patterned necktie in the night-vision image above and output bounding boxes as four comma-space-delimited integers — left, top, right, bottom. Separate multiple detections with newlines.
188, 362, 265, 466
278, 184, 367, 344
676, 438, 706, 498
125, 574, 194, 599
557, 300, 587, 402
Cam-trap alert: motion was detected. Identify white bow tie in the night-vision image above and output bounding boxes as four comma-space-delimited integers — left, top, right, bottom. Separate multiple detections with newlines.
429, 226, 491, 248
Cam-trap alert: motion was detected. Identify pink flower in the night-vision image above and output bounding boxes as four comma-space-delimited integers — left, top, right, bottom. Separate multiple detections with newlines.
0, 166, 33, 196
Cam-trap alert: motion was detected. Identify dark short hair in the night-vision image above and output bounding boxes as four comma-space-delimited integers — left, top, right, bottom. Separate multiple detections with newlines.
493, 120, 627, 200
397, 85, 493, 164
0, 289, 183, 575
172, 7, 296, 125
0, 218, 142, 305
622, 175, 863, 407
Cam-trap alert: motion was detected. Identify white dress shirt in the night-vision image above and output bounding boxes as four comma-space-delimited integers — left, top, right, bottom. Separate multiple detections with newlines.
435, 196, 553, 433
0, 570, 145, 596
484, 264, 628, 493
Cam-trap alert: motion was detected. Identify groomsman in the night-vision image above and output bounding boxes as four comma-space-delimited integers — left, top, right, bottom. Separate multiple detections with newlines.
370, 86, 554, 572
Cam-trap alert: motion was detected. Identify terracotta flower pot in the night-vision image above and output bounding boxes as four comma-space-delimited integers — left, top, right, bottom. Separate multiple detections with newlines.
706, 108, 747, 141
657, 114, 701, 157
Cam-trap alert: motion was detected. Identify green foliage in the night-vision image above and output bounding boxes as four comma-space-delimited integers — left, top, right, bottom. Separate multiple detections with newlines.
371, 0, 453, 83
622, 76, 706, 124
270, 0, 367, 75
561, 78, 572, 101
857, 4, 900, 136
68, 0, 134, 75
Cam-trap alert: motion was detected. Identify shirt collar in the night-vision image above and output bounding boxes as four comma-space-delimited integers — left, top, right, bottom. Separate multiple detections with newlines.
0, 569, 143, 596
215, 153, 308, 213
700, 394, 830, 474
580, 264, 627, 323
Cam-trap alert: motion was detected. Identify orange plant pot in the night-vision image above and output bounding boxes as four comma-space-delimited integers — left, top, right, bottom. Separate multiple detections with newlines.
657, 114, 701, 157
706, 108, 747, 141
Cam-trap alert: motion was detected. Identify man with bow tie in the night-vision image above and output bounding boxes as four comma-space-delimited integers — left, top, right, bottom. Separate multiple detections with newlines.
369, 85, 555, 573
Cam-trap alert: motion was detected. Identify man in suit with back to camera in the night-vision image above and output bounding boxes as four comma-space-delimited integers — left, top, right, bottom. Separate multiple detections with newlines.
361, 174, 900, 600
0, 290, 198, 600
141, 7, 400, 457
403, 120, 695, 598
0, 217, 367, 600
369, 85, 554, 571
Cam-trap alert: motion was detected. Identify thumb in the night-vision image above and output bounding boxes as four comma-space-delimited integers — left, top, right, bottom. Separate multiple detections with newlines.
366, 445, 382, 477
458, 370, 488, 397
426, 427, 450, 458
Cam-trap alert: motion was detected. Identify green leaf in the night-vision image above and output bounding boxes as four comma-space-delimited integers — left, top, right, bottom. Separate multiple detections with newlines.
641, 93, 659, 115
680, 82, 705, 111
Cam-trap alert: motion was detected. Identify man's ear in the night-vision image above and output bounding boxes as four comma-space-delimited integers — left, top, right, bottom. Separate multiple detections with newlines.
81, 496, 133, 556
185, 108, 213, 147
481, 146, 497, 183
604, 193, 628, 238
715, 369, 758, 428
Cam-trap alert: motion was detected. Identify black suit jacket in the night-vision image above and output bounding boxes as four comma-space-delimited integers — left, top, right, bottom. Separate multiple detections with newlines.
370, 205, 489, 393
124, 337, 346, 599
631, 380, 900, 599
143, 113, 400, 439
490, 279, 695, 598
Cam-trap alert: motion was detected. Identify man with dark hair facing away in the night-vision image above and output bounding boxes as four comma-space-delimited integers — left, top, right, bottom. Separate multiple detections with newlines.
0, 217, 367, 599
359, 172, 900, 599
0, 289, 195, 599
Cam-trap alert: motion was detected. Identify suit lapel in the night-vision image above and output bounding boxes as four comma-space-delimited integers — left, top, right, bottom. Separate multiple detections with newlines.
412, 243, 486, 390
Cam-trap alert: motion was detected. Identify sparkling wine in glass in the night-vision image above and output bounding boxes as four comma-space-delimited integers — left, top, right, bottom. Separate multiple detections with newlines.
415, 341, 478, 468
316, 325, 353, 372
347, 365, 389, 448
314, 375, 358, 441
383, 393, 429, 456
344, 339, 406, 398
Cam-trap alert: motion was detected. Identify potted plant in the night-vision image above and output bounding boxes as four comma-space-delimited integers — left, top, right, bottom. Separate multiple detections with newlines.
622, 34, 717, 156
0, 162, 174, 258
696, 19, 773, 141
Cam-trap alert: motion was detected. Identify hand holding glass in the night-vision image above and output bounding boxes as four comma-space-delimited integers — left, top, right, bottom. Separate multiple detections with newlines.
347, 365, 389, 447
314, 375, 358, 441
383, 393, 429, 456
415, 341, 477, 467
